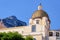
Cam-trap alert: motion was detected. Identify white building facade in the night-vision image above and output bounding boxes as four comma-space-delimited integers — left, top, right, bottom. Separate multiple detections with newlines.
0, 4, 60, 40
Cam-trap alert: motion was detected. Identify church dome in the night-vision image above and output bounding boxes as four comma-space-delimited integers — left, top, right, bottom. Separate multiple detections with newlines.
31, 4, 50, 23
32, 10, 49, 19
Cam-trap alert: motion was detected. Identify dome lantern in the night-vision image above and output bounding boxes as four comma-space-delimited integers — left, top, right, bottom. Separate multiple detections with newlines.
38, 3, 42, 10
31, 3, 50, 23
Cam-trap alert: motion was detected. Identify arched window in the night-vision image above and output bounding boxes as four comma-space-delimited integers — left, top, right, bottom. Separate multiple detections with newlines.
36, 20, 39, 24
34, 38, 36, 40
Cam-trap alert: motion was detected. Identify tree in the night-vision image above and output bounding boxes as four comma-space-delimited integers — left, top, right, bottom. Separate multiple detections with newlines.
25, 35, 33, 40
0, 32, 33, 40
0, 32, 8, 40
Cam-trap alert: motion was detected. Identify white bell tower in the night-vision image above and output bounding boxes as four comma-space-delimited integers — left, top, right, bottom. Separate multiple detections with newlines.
29, 3, 50, 40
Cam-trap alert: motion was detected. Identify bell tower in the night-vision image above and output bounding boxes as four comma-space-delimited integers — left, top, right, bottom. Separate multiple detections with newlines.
29, 3, 50, 40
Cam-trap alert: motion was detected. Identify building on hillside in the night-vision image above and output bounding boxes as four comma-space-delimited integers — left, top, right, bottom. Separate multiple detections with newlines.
0, 3, 60, 40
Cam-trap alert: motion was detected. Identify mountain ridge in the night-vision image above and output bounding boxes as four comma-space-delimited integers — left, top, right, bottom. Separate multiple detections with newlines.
0, 16, 27, 28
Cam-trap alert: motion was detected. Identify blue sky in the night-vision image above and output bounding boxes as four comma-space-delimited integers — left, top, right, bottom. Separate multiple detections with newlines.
0, 0, 60, 30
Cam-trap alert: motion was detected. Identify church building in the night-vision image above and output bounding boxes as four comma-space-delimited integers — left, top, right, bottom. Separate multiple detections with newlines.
0, 3, 60, 40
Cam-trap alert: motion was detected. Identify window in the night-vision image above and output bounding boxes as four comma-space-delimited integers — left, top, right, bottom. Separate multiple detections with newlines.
32, 25, 36, 32
56, 32, 59, 37
36, 20, 39, 24
34, 38, 36, 40
49, 32, 53, 36
22, 31, 24, 33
